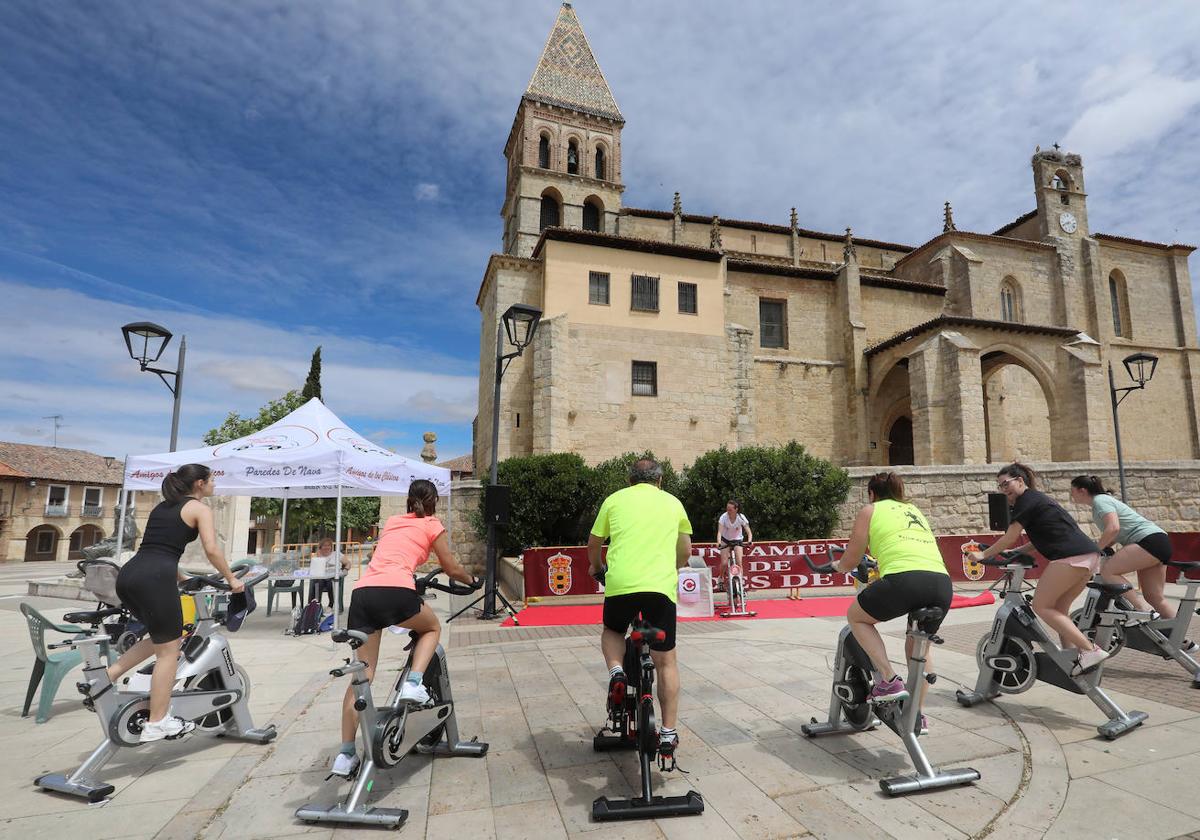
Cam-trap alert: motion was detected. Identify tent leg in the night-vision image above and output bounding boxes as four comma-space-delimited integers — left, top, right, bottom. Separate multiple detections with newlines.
333, 485, 343, 636
114, 462, 129, 562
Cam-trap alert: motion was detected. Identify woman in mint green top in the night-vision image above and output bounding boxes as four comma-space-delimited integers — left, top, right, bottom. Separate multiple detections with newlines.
837, 472, 952, 704
1069, 475, 1180, 622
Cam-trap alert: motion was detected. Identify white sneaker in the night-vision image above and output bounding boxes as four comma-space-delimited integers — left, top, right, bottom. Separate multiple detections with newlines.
1074, 647, 1109, 675
139, 715, 196, 743
398, 681, 430, 705
330, 752, 360, 778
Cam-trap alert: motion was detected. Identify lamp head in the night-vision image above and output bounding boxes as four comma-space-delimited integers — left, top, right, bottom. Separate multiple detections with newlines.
1122, 351, 1158, 386
501, 304, 542, 352
121, 322, 173, 366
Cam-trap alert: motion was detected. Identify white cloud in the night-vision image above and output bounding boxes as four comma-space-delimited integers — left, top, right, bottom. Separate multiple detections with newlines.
414, 183, 440, 201
1064, 70, 1200, 161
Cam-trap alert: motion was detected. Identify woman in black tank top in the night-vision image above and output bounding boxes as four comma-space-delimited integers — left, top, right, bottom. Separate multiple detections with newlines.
104, 464, 245, 742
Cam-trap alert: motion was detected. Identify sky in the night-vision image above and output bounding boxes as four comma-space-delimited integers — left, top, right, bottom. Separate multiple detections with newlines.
1, 1, 1198, 462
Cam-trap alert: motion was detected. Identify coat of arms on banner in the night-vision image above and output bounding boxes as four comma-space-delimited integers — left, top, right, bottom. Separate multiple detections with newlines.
961, 540, 985, 581
547, 553, 573, 595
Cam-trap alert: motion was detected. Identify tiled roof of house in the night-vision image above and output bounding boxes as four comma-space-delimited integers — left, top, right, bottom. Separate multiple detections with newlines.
622, 208, 914, 252
865, 316, 1080, 357
524, 4, 623, 122
0, 442, 125, 484
436, 454, 474, 474
532, 227, 723, 262
992, 209, 1037, 236
1094, 233, 1196, 252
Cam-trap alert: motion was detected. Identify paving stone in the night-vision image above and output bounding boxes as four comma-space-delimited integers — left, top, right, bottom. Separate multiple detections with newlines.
690, 769, 808, 839
493, 799, 569, 840
1046, 776, 1199, 839
429, 739, 492, 815
825, 780, 967, 840
427, 805, 497, 840
775, 789, 894, 840
487, 747, 554, 807
1093, 751, 1200, 819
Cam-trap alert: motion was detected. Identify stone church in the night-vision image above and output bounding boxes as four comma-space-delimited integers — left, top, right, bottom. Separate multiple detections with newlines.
475, 3, 1199, 472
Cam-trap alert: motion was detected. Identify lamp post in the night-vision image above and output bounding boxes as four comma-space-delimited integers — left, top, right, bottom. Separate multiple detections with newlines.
1109, 351, 1158, 501
121, 322, 186, 452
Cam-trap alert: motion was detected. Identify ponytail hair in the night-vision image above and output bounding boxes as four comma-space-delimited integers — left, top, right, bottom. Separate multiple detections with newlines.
406, 479, 438, 517
162, 464, 211, 504
1070, 474, 1109, 497
867, 471, 906, 502
997, 462, 1037, 490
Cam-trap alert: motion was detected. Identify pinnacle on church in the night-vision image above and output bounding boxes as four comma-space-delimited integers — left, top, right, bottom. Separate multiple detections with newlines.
790, 207, 798, 230
673, 192, 682, 216
524, 4, 623, 121
843, 227, 857, 262
943, 201, 956, 232
711, 216, 723, 250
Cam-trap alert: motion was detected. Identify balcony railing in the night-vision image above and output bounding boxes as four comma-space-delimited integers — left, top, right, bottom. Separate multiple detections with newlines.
45, 503, 69, 517
81, 504, 104, 518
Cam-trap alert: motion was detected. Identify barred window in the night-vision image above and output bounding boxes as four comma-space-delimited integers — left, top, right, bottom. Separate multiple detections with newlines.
631, 274, 659, 312
632, 361, 657, 397
678, 281, 697, 314
589, 271, 610, 305
759, 298, 787, 348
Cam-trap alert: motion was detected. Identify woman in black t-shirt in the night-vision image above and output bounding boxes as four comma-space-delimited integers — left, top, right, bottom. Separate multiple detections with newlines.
966, 463, 1109, 675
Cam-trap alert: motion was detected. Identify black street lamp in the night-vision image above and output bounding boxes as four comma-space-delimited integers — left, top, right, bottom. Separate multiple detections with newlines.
1109, 351, 1158, 501
449, 303, 542, 623
121, 321, 187, 452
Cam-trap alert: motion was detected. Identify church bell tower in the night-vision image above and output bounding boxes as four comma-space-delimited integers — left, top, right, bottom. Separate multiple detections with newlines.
501, 3, 625, 257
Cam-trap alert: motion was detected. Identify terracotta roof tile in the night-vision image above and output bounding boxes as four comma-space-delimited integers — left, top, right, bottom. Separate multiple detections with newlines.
1094, 233, 1196, 252
622, 208, 914, 252
0, 442, 125, 484
532, 227, 722, 262
436, 454, 474, 474
524, 4, 622, 122
865, 316, 1080, 357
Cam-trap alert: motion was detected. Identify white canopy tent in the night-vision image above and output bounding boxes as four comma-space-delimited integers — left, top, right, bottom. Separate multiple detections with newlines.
117, 398, 451, 628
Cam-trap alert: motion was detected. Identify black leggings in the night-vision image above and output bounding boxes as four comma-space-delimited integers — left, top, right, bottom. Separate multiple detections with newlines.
115, 552, 183, 644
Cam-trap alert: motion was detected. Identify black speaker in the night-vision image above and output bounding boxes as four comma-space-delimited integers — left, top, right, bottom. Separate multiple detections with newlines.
484, 484, 511, 526
987, 492, 1010, 532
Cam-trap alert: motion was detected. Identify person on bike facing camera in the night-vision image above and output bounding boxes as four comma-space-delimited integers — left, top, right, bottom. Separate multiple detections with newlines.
587, 457, 692, 758
332, 479, 476, 778
837, 472, 952, 716
716, 499, 752, 583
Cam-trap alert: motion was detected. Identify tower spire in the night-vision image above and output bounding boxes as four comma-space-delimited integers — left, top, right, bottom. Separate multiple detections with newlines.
843, 227, 857, 262
524, 4, 623, 121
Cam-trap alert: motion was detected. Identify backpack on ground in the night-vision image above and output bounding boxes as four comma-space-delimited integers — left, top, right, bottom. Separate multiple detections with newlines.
291, 599, 322, 635
318, 612, 335, 633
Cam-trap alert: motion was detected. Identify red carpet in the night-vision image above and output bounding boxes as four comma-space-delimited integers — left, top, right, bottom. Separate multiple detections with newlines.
501, 591, 994, 628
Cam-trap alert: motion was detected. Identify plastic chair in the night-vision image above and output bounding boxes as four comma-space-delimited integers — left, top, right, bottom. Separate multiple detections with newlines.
266, 555, 302, 616
21, 603, 86, 724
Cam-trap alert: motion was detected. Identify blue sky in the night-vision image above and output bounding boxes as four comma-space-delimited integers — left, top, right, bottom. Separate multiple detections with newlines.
1, 1, 1198, 461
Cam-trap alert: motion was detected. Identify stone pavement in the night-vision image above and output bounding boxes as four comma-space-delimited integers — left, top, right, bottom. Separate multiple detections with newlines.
2, 569, 1200, 839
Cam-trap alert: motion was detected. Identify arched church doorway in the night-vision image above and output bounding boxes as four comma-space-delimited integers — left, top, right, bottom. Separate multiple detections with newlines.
981, 351, 1052, 463
887, 416, 914, 465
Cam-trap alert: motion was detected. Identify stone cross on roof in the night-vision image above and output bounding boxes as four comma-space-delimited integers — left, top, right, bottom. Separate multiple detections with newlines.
524, 3, 623, 121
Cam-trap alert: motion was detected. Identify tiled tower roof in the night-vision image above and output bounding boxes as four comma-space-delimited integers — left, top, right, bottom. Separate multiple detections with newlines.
524, 3, 623, 122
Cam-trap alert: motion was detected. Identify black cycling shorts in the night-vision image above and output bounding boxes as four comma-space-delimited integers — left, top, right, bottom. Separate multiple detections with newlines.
116, 552, 184, 644
347, 586, 423, 633
602, 592, 677, 651
856, 570, 953, 630
1137, 532, 1173, 564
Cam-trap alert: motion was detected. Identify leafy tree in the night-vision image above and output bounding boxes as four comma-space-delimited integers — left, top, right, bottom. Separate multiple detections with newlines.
589, 451, 683, 524
203, 391, 308, 446
477, 453, 599, 555
678, 441, 849, 542
301, 346, 322, 402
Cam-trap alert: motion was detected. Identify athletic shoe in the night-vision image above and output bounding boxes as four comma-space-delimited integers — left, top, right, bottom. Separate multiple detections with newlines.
658, 730, 679, 755
607, 670, 627, 712
139, 715, 196, 743
868, 675, 909, 703
918, 715, 929, 735
330, 752, 360, 778
1073, 646, 1109, 675
398, 681, 430, 705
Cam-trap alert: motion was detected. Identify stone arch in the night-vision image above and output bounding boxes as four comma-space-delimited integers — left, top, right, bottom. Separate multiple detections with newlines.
25, 523, 62, 562
1109, 269, 1131, 338
870, 360, 914, 464
980, 346, 1055, 463
537, 131, 552, 169
539, 187, 562, 231
68, 524, 105, 560
1051, 168, 1073, 191
582, 195, 604, 232
565, 135, 581, 175
593, 141, 608, 180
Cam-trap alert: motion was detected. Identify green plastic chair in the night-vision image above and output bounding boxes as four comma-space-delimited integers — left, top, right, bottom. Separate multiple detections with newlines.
266, 555, 302, 616
21, 602, 86, 724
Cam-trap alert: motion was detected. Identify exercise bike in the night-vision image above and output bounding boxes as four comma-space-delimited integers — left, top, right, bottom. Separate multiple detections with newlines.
296, 571, 487, 829
1071, 555, 1200, 689
800, 549, 981, 795
35, 566, 277, 802
717, 538, 755, 618
955, 545, 1148, 740
591, 571, 703, 821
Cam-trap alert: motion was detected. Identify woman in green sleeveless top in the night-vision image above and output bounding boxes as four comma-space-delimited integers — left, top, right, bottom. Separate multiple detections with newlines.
836, 472, 952, 705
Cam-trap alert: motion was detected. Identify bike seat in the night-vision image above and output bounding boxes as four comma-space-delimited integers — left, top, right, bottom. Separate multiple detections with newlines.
1165, 559, 1200, 570
630, 624, 667, 645
63, 607, 124, 625
910, 607, 945, 624
1086, 580, 1133, 596
331, 629, 368, 649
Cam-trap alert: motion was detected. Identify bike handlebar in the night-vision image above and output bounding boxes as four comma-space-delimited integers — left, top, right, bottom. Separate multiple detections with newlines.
805, 546, 877, 583
970, 541, 1038, 567
414, 569, 482, 597
179, 564, 269, 593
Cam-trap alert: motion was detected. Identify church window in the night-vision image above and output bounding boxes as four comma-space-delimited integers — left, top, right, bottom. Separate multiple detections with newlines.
1000, 278, 1021, 323
759, 298, 787, 348
538, 134, 550, 169
632, 361, 658, 397
589, 271, 610, 305
540, 194, 560, 231
631, 274, 659, 312
567, 140, 579, 175
583, 198, 602, 232
678, 282, 697, 314
1110, 272, 1130, 337
595, 146, 606, 180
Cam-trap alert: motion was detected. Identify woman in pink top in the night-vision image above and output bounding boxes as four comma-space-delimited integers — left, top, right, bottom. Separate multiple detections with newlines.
330, 480, 475, 778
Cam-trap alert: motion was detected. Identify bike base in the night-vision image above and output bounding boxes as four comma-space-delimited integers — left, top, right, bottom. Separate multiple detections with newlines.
593, 731, 637, 751
592, 790, 704, 821
295, 803, 408, 828
879, 768, 981, 797
34, 773, 115, 803
219, 725, 277, 744
1097, 711, 1147, 740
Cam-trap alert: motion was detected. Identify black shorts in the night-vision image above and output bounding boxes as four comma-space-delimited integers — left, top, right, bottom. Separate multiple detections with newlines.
116, 552, 184, 644
602, 592, 677, 651
347, 586, 423, 633
1137, 532, 1173, 564
856, 570, 953, 630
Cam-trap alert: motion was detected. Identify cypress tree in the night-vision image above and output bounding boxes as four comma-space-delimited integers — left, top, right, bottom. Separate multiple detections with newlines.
301, 346, 322, 401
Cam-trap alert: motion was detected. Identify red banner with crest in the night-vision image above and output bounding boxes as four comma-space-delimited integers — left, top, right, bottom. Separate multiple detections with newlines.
521, 533, 1200, 599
